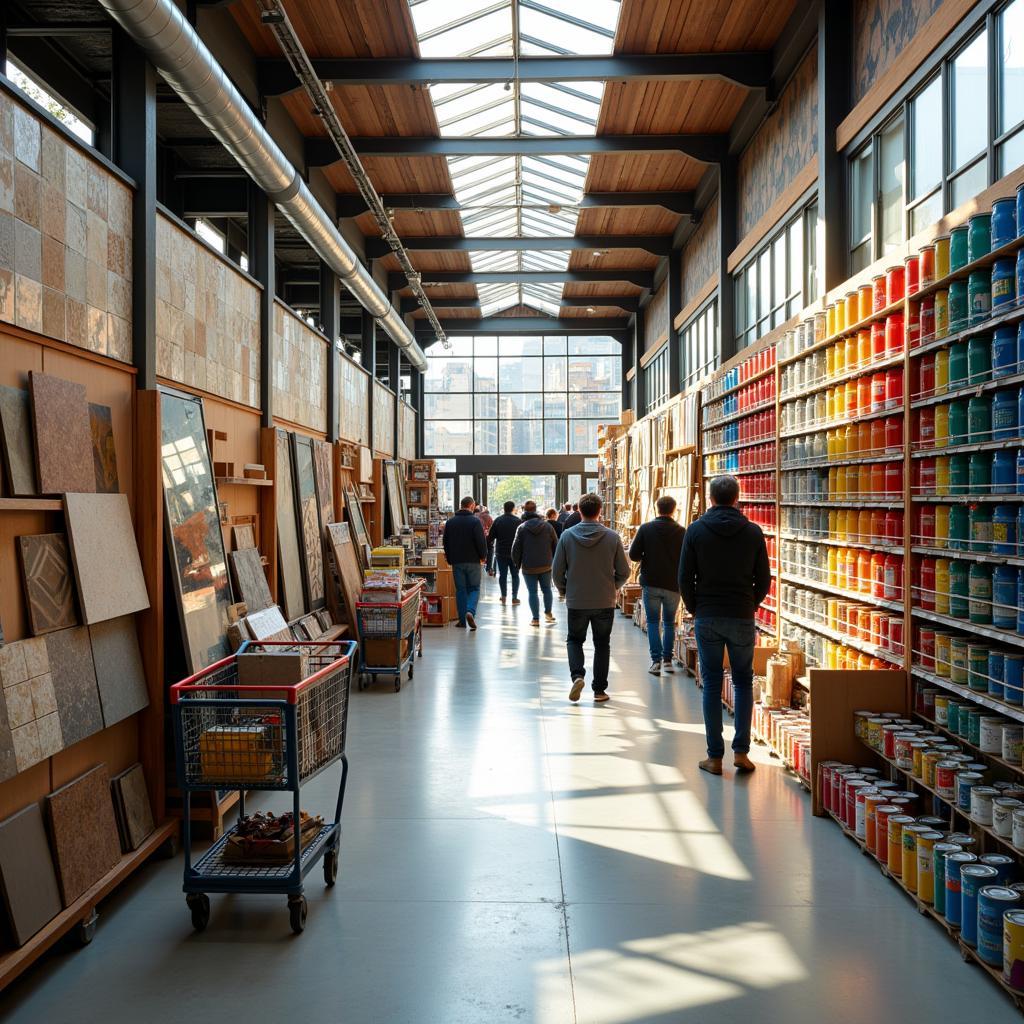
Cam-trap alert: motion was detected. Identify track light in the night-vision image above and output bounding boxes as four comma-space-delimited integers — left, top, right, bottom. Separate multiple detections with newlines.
260, 9, 284, 24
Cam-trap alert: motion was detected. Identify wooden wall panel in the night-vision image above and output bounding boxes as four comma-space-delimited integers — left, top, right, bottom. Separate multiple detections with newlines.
615, 0, 797, 52
737, 48, 818, 241
682, 196, 720, 306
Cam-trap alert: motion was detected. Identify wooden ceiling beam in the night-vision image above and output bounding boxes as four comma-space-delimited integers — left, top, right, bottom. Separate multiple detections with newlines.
367, 235, 672, 258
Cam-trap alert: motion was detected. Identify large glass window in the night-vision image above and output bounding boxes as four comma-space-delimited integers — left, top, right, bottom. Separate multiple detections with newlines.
850, 144, 873, 272
950, 29, 990, 207
879, 116, 905, 254
643, 347, 669, 414
424, 336, 621, 456
680, 300, 719, 391
1000, 0, 1024, 172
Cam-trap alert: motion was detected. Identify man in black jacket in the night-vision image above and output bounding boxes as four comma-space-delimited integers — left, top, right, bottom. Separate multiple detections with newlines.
678, 475, 771, 776
487, 501, 522, 606
563, 503, 582, 529
511, 500, 558, 626
629, 495, 685, 677
442, 496, 488, 630
556, 502, 572, 528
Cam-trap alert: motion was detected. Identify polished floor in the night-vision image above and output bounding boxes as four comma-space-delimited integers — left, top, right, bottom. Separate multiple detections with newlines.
0, 579, 1014, 1022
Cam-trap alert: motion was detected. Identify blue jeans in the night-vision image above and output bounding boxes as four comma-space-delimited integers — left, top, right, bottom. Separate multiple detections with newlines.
695, 617, 756, 759
452, 563, 482, 624
524, 570, 553, 619
496, 555, 520, 600
643, 586, 680, 662
566, 607, 615, 693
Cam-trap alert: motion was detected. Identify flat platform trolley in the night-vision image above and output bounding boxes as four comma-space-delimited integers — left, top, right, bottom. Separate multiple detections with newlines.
170, 639, 356, 934
355, 580, 425, 692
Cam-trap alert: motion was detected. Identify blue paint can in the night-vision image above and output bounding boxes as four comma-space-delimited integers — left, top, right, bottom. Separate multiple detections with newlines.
993, 197, 1018, 249
995, 565, 1019, 628
994, 326, 1018, 377
993, 449, 1017, 494
945, 851, 978, 927
1018, 183, 1024, 238
992, 258, 1017, 310
961, 864, 1000, 947
994, 504, 1018, 554
1018, 248, 1024, 303
1019, 323, 1024, 369
993, 389, 1019, 440
1018, 447, 1024, 493
989, 652, 1006, 700
1007, 651, 1024, 704
979, 886, 1022, 966
934, 843, 963, 914
980, 853, 1016, 884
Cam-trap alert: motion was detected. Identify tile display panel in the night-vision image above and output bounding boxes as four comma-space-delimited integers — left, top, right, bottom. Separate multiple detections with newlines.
273, 303, 327, 433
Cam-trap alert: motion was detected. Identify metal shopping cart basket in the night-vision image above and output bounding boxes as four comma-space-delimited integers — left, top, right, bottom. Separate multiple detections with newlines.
355, 580, 424, 692
170, 639, 356, 934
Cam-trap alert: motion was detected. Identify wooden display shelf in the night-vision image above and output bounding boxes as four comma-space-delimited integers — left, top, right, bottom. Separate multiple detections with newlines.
779, 350, 905, 403
215, 476, 273, 488
910, 300, 1024, 360
0, 497, 64, 511
912, 665, 1024, 726
915, 712, 1024, 781
0, 819, 177, 991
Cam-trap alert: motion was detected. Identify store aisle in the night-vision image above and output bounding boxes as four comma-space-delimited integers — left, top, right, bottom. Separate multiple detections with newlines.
0, 580, 1011, 1023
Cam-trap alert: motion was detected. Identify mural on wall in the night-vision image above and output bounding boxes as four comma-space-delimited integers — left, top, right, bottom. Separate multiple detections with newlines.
643, 279, 669, 351
854, 0, 946, 102
156, 214, 260, 407
273, 303, 327, 433
738, 49, 818, 241
682, 196, 720, 305
0, 92, 132, 361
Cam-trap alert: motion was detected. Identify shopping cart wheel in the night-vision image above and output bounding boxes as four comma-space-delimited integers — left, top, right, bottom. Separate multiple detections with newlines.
358, 673, 369, 690
187, 893, 210, 932
75, 909, 98, 946
394, 676, 402, 692
407, 661, 414, 680
323, 848, 339, 887
288, 894, 307, 934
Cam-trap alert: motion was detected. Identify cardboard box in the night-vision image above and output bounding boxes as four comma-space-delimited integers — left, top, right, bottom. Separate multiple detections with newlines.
362, 637, 411, 665
237, 649, 311, 687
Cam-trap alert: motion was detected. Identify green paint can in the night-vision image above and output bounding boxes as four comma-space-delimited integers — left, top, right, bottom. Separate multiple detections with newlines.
969, 645, 991, 692
968, 212, 992, 262
949, 453, 969, 494
967, 335, 992, 383
969, 562, 993, 625
969, 504, 992, 551
968, 395, 992, 441
968, 271, 991, 325
950, 225, 970, 271
948, 503, 969, 549
948, 400, 969, 443
969, 452, 991, 494
950, 560, 970, 619
948, 340, 969, 387
949, 279, 969, 330
967, 707, 984, 745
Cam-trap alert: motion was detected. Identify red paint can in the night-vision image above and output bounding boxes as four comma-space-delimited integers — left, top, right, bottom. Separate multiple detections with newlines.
885, 368, 903, 409
884, 510, 902, 543
919, 353, 935, 397
905, 254, 920, 296
884, 415, 903, 451
919, 558, 936, 611
886, 313, 905, 354
907, 305, 921, 349
889, 617, 904, 657
919, 627, 936, 670
918, 504, 936, 543
919, 244, 936, 286
886, 265, 905, 305
919, 294, 935, 342
873, 274, 887, 312
884, 461, 903, 497
871, 321, 886, 360
917, 457, 936, 493
918, 406, 935, 448
871, 373, 887, 411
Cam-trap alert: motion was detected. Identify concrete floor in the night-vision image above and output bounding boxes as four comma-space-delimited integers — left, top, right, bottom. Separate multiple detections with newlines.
0, 579, 1015, 1023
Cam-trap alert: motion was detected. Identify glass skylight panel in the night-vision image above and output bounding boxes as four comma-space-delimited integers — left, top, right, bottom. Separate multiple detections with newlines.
520, 206, 577, 236
410, 0, 513, 58
518, 0, 619, 55
431, 83, 516, 137
520, 82, 603, 136
522, 288, 561, 315
462, 207, 519, 236
522, 250, 571, 271
478, 282, 520, 315
470, 250, 520, 271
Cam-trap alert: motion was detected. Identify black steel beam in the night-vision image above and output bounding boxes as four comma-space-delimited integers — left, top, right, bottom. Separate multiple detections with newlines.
717, 157, 739, 363
258, 53, 773, 96
393, 270, 653, 288
250, 184, 275, 428
308, 135, 727, 166
667, 248, 682, 396
283, 282, 319, 306
632, 309, 645, 415
179, 178, 250, 217
321, 261, 339, 443
338, 191, 695, 217
416, 317, 629, 335
367, 235, 671, 258
401, 296, 480, 313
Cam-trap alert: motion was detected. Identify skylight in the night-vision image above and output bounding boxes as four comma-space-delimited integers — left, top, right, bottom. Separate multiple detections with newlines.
409, 0, 623, 317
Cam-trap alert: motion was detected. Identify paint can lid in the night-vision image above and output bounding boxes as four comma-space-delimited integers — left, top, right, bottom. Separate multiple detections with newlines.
980, 853, 1015, 866
979, 886, 1020, 901
934, 843, 963, 854
1005, 911, 1024, 925
946, 851, 978, 863
961, 864, 1000, 878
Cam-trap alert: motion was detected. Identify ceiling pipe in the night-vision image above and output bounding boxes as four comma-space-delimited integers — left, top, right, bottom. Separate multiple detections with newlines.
95, 0, 427, 371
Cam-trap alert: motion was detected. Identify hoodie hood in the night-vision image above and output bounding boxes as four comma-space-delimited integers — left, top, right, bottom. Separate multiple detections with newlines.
523, 515, 549, 535
701, 506, 749, 537
569, 521, 610, 547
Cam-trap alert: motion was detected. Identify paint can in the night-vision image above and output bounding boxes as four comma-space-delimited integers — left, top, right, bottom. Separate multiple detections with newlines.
993, 390, 1018, 440
934, 693, 950, 725
979, 886, 1023, 965
969, 644, 992, 692
922, 749, 943, 789
1004, 725, 1024, 764
971, 785, 999, 826
936, 288, 949, 339
886, 313, 904, 354
950, 637, 969, 682
968, 335, 992, 384
902, 824, 931, 891
993, 449, 1017, 493
858, 283, 874, 322
948, 339, 969, 387
913, 831, 944, 905
935, 233, 951, 277
993, 258, 1017, 310
935, 633, 953, 677
945, 851, 979, 927
990, 652, 1006, 700
886, 265, 905, 305
935, 760, 960, 800
933, 842, 963, 914
874, 805, 901, 862
949, 278, 969, 330
962, 864, 1000, 947
980, 716, 1005, 754
980, 853, 1016, 884
994, 564, 1018, 628
872, 273, 887, 312
992, 196, 1018, 249
970, 505, 993, 552
957, 771, 984, 813
948, 833, 978, 853
969, 212, 992, 262
969, 269, 992, 325
887, 814, 916, 874
1003, 909, 1024, 990
934, 346, 949, 394
994, 325, 1019, 377
950, 225, 970, 271
1008, 655, 1024, 706
969, 564, 993, 625
1015, 807, 1024, 850
969, 452, 992, 497
994, 798, 1023, 839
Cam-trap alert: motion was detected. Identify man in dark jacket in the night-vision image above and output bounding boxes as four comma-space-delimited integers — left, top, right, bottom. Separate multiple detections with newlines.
546, 508, 563, 536
629, 495, 686, 676
678, 475, 771, 776
487, 501, 522, 606
442, 496, 488, 630
563, 503, 582, 529
511, 500, 558, 626
556, 502, 573, 528
553, 493, 629, 703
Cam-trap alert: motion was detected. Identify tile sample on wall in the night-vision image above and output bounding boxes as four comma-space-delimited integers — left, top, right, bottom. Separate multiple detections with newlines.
0, 803, 63, 946
46, 764, 121, 906
326, 522, 362, 638
46, 626, 101, 749
292, 435, 325, 610
28, 371, 95, 495
88, 617, 149, 728
63, 493, 149, 624
344, 485, 371, 567
0, 385, 37, 495
275, 430, 305, 622
232, 523, 256, 550
229, 547, 274, 614
88, 403, 119, 494
17, 533, 79, 635
111, 763, 154, 851
0, 646, 21, 781
160, 389, 233, 673
244, 605, 290, 642
0, 637, 63, 774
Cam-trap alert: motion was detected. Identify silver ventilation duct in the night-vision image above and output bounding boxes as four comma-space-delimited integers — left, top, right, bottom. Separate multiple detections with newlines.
96, 0, 427, 371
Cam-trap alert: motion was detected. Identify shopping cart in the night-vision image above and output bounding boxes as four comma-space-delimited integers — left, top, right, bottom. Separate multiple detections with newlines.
355, 580, 424, 692
170, 639, 356, 934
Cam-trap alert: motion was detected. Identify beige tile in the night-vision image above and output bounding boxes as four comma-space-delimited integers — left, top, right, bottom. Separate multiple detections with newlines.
13, 106, 40, 171
86, 162, 107, 216
0, 154, 13, 215
29, 671, 58, 717
21, 637, 49, 678
86, 210, 107, 268
86, 257, 106, 307
65, 148, 87, 207
0, 643, 28, 686
42, 286, 65, 340
36, 711, 63, 758
65, 248, 85, 301
4, 680, 34, 729
66, 297, 86, 345
14, 274, 42, 333
0, 268, 12, 323
65, 201, 86, 255
40, 182, 65, 242
14, 163, 40, 227
87, 304, 108, 354
40, 128, 65, 189
11, 722, 41, 773
41, 234, 64, 290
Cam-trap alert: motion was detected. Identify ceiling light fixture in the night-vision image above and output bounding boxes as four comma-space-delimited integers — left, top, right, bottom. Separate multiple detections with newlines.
586, 306, 595, 314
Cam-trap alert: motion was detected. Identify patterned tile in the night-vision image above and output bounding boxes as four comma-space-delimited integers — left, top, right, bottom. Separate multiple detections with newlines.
854, 0, 945, 102
0, 636, 63, 773
683, 196, 720, 304
18, 533, 79, 635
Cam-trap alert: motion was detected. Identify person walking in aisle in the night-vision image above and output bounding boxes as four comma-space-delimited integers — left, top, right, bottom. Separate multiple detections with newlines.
553, 493, 629, 703
443, 496, 488, 630
563, 502, 582, 529
678, 475, 771, 776
629, 495, 686, 676
557, 502, 572, 528
487, 501, 522, 606
511, 501, 558, 626
546, 507, 563, 537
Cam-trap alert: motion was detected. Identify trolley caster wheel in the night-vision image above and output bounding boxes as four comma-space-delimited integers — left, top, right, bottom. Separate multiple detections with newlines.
394, 678, 402, 692
358, 674, 369, 691
288, 895, 308, 934
324, 848, 339, 887
187, 893, 210, 932
407, 662, 414, 680
75, 909, 98, 946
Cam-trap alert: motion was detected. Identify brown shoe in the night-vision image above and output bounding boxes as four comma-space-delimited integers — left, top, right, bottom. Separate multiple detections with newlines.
734, 753, 756, 773
699, 758, 723, 776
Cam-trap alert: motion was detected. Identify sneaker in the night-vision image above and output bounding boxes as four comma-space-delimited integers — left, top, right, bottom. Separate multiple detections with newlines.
661, 661, 675, 673
569, 678, 585, 702
466, 612, 477, 631
545, 612, 555, 623
500, 597, 506, 605
699, 758, 723, 775
530, 619, 540, 627
648, 660, 661, 676
593, 692, 610, 703
734, 753, 756, 773
512, 598, 521, 606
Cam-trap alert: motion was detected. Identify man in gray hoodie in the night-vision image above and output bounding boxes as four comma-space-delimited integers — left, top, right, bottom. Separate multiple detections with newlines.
552, 493, 630, 704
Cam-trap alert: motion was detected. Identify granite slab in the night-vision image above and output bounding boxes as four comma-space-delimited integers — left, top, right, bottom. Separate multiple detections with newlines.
45, 626, 102, 749
0, 385, 36, 495
88, 616, 149, 728
28, 371, 94, 494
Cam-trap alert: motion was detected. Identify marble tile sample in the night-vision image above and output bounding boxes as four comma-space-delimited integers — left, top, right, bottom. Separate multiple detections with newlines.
28, 371, 94, 494
18, 532, 78, 635
0, 385, 37, 495
63, 492, 149, 624
46, 764, 121, 906
88, 616, 149, 727
45, 626, 101, 749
